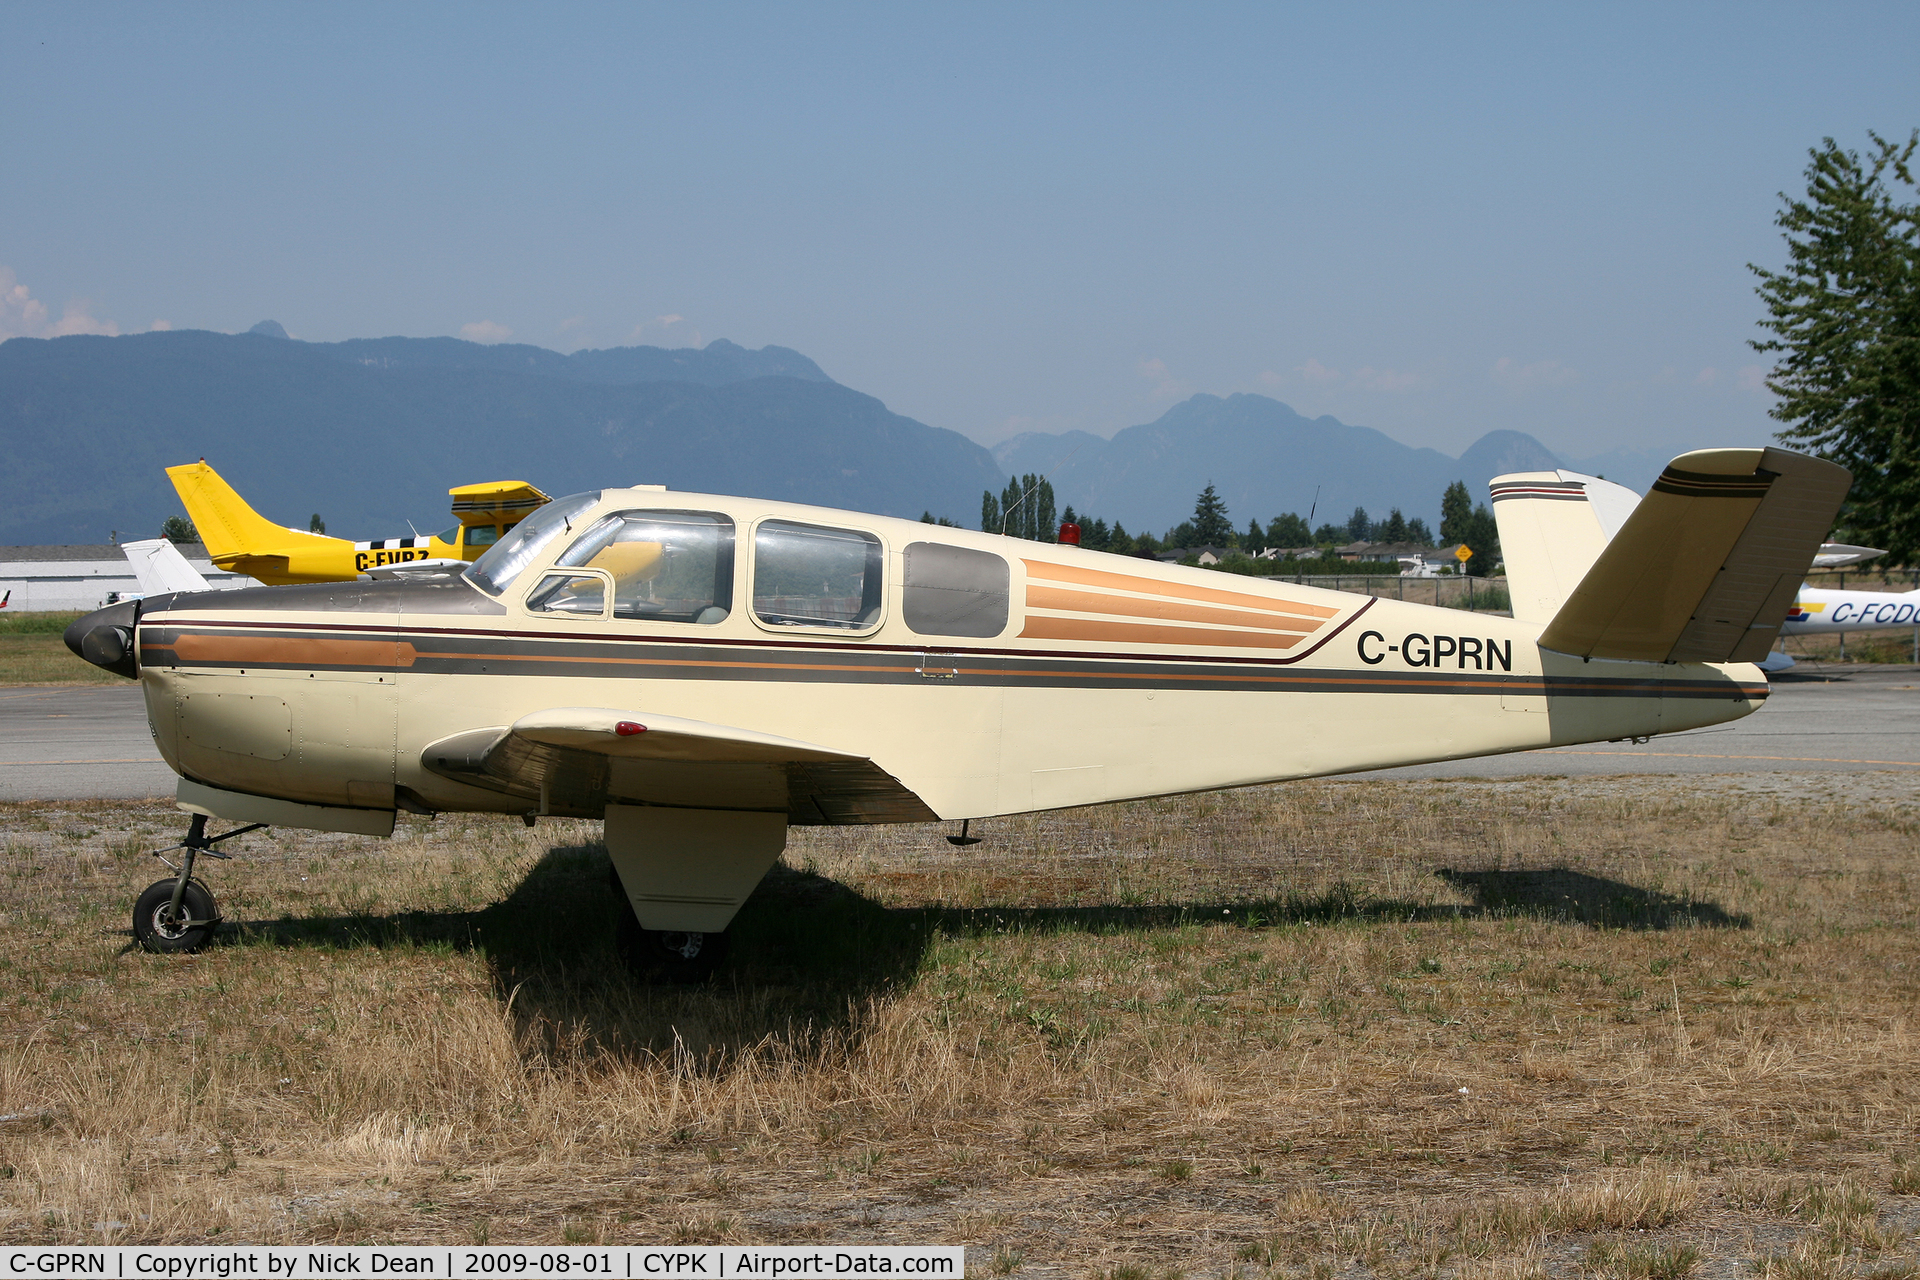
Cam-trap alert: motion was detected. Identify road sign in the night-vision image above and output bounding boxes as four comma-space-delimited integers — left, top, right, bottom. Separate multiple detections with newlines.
1455, 544, 1473, 563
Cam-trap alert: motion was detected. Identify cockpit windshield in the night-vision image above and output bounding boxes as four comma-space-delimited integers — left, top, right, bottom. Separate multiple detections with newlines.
465, 491, 603, 596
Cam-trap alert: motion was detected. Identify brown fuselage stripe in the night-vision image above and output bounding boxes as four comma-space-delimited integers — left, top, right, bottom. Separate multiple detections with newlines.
1018, 616, 1306, 650
1023, 584, 1327, 634
1021, 558, 1342, 617
138, 623, 1765, 702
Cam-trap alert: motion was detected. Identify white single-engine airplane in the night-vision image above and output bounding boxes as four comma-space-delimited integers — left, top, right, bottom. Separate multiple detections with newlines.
66, 447, 1848, 977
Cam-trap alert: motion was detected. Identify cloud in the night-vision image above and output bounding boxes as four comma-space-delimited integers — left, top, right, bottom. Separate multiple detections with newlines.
1490, 356, 1578, 391
559, 316, 587, 333
1137, 356, 1190, 401
1694, 366, 1720, 387
150, 319, 172, 332
460, 320, 512, 344
1736, 364, 1768, 392
1259, 358, 1424, 394
0, 267, 119, 341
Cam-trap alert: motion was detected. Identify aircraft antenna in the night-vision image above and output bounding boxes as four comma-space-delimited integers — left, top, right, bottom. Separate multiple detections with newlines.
1307, 485, 1320, 530
999, 432, 1097, 537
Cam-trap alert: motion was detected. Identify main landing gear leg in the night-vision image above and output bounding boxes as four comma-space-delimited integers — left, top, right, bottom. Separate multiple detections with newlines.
132, 813, 267, 954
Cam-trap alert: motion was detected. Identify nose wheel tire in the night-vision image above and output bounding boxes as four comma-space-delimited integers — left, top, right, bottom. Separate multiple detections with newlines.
133, 879, 220, 953
614, 911, 729, 983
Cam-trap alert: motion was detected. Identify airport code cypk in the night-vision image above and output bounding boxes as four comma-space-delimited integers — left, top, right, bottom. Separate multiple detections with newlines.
2, 1248, 964, 1280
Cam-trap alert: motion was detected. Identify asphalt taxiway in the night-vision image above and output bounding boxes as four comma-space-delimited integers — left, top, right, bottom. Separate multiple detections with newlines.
2, 666, 1918, 802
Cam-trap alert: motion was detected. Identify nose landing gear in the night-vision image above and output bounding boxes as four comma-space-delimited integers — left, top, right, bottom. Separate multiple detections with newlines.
133, 813, 267, 954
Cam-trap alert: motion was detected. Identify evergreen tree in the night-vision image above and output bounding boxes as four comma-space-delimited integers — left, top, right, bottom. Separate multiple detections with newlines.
1000, 478, 1024, 535
1191, 483, 1233, 546
1407, 516, 1434, 546
1108, 520, 1131, 554
162, 514, 198, 543
981, 490, 1001, 533
1751, 130, 1920, 560
1380, 508, 1409, 543
1313, 522, 1345, 545
1439, 480, 1473, 545
1346, 506, 1371, 542
307, 513, 324, 535
1461, 504, 1500, 577
1035, 478, 1057, 542
1244, 518, 1266, 553
1086, 517, 1111, 551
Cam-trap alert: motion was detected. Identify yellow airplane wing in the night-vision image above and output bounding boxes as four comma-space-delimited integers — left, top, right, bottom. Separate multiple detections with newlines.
449, 480, 549, 525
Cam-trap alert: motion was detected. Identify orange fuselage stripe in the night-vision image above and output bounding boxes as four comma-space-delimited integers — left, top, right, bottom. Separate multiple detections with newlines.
1022, 558, 1342, 618
1024, 585, 1327, 635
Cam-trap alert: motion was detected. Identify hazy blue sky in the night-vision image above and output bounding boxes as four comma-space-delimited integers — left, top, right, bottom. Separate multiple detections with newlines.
4, 3, 1917, 460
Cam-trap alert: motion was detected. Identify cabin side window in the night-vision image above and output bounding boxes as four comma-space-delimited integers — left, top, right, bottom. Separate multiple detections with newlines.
753, 520, 883, 630
552, 510, 734, 624
467, 524, 500, 548
902, 542, 1009, 638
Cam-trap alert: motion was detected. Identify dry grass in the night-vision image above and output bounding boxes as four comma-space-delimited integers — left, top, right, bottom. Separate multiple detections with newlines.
2, 774, 1920, 1274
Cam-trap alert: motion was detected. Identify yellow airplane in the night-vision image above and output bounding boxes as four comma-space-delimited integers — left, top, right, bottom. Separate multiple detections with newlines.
167, 460, 550, 585
69, 445, 1847, 980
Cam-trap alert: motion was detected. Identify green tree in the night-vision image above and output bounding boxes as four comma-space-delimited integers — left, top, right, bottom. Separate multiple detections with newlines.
1191, 483, 1233, 546
1439, 480, 1473, 546
308, 513, 325, 535
1243, 518, 1266, 553
1345, 506, 1371, 542
1312, 522, 1344, 545
1265, 513, 1311, 547
161, 514, 197, 543
981, 489, 1001, 533
1407, 516, 1434, 546
1380, 508, 1409, 543
1751, 130, 1920, 560
1462, 505, 1499, 577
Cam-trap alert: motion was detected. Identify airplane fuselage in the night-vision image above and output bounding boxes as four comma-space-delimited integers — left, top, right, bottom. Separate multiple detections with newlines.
122, 489, 1764, 826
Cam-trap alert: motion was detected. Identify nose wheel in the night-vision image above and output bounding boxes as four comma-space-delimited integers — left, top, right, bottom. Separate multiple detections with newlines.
132, 814, 266, 954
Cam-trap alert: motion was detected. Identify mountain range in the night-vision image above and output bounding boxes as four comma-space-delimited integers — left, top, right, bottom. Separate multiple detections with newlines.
993, 396, 1668, 535
0, 327, 1667, 546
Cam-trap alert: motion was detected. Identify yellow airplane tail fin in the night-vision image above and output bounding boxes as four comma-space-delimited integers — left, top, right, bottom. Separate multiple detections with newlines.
1488, 470, 1642, 625
1536, 447, 1852, 664
167, 461, 340, 564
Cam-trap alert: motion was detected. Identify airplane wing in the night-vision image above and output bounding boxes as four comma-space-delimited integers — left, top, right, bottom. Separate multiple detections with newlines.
449, 480, 550, 523
1537, 447, 1852, 663
420, 707, 938, 824
121, 539, 213, 595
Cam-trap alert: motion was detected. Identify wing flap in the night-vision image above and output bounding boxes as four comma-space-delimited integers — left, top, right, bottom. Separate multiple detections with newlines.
421, 708, 936, 824
1537, 447, 1851, 663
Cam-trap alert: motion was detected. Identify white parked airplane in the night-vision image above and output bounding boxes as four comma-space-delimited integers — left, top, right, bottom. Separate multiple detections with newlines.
67, 446, 1847, 977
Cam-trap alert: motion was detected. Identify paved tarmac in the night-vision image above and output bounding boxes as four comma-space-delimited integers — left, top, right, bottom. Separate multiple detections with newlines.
1364, 664, 1920, 779
2, 665, 1918, 802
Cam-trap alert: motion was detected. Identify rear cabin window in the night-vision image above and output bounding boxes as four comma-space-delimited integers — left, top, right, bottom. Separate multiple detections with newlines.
753, 520, 883, 629
902, 542, 1009, 637
552, 510, 735, 624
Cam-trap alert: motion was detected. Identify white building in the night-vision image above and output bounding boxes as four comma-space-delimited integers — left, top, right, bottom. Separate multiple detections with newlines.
0, 544, 248, 612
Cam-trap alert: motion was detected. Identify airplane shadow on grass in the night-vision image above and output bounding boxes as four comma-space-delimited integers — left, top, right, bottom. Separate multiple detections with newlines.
214, 845, 1747, 1060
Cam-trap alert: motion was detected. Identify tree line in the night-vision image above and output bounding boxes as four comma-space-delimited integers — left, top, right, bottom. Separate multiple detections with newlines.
947, 477, 1502, 575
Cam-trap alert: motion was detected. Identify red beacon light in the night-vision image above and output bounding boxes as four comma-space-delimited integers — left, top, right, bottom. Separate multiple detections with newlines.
614, 721, 647, 737
1058, 522, 1081, 546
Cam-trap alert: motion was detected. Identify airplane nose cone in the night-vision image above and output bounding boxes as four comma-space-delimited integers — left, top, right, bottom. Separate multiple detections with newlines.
65, 599, 141, 679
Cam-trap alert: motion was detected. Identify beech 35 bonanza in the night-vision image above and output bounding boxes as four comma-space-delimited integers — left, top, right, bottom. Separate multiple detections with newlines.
68, 447, 1848, 978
